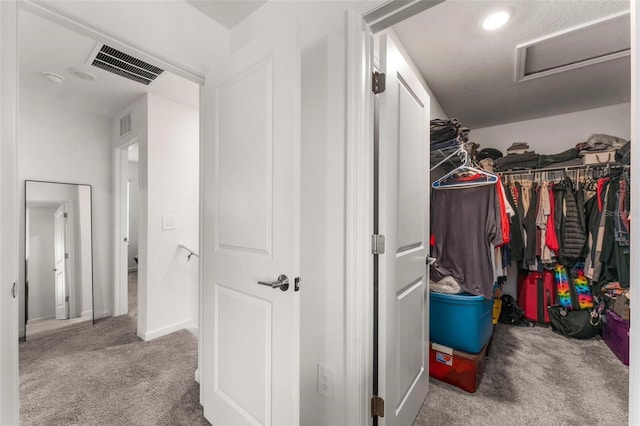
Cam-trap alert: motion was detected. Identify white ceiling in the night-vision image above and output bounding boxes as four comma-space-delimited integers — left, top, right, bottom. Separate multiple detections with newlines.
19, 9, 200, 119
392, 1, 631, 129
185, 0, 268, 28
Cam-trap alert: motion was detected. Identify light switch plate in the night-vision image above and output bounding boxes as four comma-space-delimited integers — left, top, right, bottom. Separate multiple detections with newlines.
162, 215, 177, 230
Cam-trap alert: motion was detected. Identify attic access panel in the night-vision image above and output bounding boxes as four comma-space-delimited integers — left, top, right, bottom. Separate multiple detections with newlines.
515, 11, 630, 82
89, 44, 164, 86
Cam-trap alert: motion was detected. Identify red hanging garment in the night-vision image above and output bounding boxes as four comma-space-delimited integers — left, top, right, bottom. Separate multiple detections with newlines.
546, 185, 560, 253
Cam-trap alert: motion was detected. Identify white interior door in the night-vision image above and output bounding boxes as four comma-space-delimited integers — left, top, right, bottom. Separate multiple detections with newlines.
201, 6, 299, 426
54, 205, 68, 320
377, 33, 431, 426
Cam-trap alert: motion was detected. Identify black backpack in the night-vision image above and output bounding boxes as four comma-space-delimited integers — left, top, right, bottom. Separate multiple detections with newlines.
499, 294, 534, 327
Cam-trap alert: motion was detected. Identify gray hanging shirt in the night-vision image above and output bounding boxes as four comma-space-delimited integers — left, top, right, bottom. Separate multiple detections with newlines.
430, 184, 500, 299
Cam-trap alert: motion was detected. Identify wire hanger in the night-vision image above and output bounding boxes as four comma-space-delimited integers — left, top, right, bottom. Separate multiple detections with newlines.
432, 150, 498, 189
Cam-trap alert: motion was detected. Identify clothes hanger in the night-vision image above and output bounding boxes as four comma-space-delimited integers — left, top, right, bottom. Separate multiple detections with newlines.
432, 150, 498, 189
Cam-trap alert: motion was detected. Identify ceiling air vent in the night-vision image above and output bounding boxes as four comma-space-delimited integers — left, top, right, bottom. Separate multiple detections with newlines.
89, 44, 164, 86
515, 11, 630, 82
120, 113, 132, 137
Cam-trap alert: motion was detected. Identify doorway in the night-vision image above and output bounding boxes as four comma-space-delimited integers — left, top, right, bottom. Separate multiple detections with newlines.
353, 1, 635, 425
125, 142, 139, 319
16, 3, 202, 423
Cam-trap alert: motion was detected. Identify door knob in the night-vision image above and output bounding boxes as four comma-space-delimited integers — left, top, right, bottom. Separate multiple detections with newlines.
257, 274, 289, 292
52, 268, 58, 272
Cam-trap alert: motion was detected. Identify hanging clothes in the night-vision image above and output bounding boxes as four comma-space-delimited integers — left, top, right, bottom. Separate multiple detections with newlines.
430, 184, 501, 299
554, 178, 586, 262
545, 183, 560, 254
521, 181, 539, 268
505, 181, 524, 262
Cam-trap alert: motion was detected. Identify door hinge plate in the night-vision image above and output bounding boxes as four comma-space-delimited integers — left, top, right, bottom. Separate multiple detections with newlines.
65, 296, 69, 302
294, 277, 301, 292
63, 212, 68, 218
372, 71, 386, 94
371, 396, 385, 418
372, 234, 385, 255
65, 253, 69, 259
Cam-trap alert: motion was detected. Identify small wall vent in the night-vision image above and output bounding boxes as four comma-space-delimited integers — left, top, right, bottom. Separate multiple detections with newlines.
120, 113, 132, 137
89, 44, 164, 86
515, 11, 630, 82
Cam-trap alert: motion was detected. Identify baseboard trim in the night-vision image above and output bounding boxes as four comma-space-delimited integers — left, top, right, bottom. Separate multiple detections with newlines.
139, 319, 192, 341
94, 311, 111, 320
27, 315, 57, 323
187, 326, 199, 337
195, 368, 200, 383
81, 310, 93, 318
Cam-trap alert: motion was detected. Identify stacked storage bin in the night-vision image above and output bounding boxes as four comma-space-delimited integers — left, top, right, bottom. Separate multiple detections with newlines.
429, 292, 494, 393
602, 310, 630, 366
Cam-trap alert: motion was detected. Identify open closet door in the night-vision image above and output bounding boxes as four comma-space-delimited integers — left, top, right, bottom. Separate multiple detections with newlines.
377, 33, 431, 426
200, 4, 300, 426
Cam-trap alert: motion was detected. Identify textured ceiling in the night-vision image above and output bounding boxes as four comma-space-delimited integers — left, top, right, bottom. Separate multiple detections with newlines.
186, 0, 268, 28
20, 9, 199, 119
392, 1, 631, 129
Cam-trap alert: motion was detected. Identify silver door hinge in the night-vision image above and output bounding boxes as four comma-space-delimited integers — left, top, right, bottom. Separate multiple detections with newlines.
372, 234, 385, 255
294, 277, 301, 292
371, 396, 385, 418
65, 253, 69, 259
65, 296, 69, 302
372, 71, 386, 94
63, 212, 68, 218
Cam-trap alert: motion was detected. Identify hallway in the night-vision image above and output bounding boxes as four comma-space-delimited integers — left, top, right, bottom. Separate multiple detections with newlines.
19, 273, 208, 425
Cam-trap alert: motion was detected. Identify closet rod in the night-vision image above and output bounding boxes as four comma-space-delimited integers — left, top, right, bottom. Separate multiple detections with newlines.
497, 163, 630, 176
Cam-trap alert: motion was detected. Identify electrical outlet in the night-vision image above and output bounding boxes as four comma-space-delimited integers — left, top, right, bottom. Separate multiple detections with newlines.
317, 364, 334, 400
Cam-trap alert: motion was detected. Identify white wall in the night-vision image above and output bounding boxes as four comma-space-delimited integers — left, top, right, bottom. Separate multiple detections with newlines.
144, 93, 199, 339
299, 15, 348, 426
18, 85, 112, 324
117, 94, 199, 340
128, 160, 139, 270
26, 207, 56, 322
471, 103, 631, 154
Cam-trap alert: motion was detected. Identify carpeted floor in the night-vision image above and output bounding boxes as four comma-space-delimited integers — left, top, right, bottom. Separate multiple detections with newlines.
19, 271, 210, 426
414, 323, 629, 425
20, 273, 628, 425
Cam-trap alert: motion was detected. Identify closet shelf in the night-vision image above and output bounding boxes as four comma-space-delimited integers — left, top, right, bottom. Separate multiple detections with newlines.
430, 144, 465, 172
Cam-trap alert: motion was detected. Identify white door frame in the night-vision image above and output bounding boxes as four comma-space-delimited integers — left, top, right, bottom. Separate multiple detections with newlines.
113, 135, 139, 318
0, 0, 20, 422
345, 3, 445, 423
0, 1, 206, 423
345, 0, 639, 425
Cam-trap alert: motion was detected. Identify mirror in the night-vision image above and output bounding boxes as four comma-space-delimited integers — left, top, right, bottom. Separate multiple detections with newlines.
24, 181, 94, 339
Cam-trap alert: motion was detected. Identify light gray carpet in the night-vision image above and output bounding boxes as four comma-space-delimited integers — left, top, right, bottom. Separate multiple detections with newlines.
19, 271, 209, 426
414, 323, 629, 425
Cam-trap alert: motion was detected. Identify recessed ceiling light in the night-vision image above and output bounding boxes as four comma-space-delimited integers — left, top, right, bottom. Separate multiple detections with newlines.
483, 11, 510, 31
70, 68, 98, 81
41, 72, 64, 84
